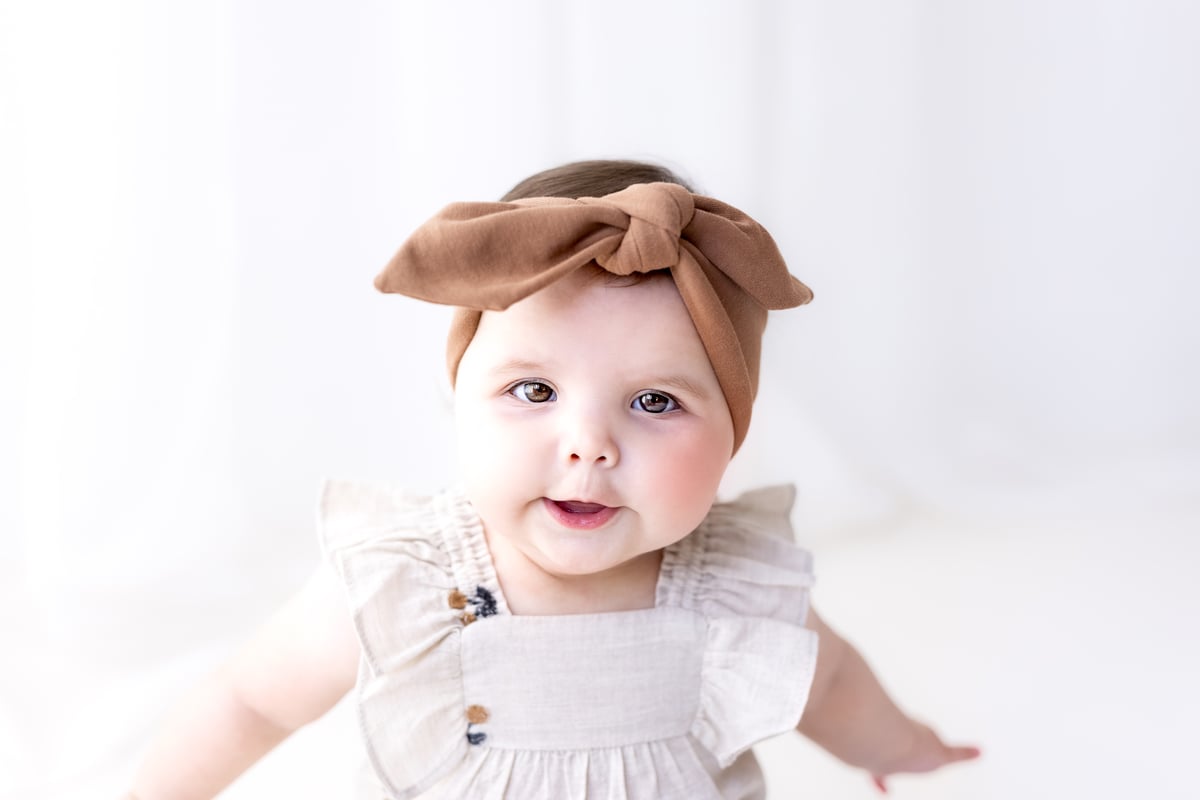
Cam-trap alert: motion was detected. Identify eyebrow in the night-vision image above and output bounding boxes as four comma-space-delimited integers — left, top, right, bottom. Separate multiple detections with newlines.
490, 358, 548, 376
653, 374, 712, 401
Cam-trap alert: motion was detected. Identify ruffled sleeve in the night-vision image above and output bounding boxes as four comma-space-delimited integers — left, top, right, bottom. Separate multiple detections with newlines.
319, 481, 497, 800
659, 485, 820, 769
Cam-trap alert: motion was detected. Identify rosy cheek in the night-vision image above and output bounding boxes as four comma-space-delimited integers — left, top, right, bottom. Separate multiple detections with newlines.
655, 431, 730, 508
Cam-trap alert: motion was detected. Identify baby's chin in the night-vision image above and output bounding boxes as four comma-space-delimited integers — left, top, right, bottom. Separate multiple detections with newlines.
530, 542, 662, 583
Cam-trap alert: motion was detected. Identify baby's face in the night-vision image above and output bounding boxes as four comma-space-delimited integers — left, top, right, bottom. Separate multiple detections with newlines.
453, 269, 734, 584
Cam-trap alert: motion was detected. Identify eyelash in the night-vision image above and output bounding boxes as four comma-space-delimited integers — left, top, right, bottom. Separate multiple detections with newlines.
506, 381, 681, 415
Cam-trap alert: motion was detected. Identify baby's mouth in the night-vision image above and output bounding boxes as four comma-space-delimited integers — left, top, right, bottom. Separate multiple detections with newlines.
556, 500, 608, 514
543, 498, 619, 529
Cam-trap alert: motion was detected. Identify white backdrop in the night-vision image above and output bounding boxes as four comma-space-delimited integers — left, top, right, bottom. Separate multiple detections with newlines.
3, 2, 1198, 798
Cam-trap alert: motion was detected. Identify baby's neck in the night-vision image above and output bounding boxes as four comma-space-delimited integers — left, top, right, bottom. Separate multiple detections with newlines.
488, 541, 663, 616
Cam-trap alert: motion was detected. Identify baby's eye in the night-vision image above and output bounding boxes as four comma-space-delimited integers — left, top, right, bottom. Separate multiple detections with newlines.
632, 392, 679, 414
509, 381, 556, 403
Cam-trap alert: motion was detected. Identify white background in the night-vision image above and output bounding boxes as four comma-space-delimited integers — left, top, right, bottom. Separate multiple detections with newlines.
2, 1, 1198, 798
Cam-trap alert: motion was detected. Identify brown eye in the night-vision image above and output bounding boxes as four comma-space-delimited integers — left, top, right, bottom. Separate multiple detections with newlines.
512, 381, 555, 403
633, 392, 678, 414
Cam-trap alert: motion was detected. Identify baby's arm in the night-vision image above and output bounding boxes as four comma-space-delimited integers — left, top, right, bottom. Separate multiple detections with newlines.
797, 608, 979, 790
126, 563, 360, 800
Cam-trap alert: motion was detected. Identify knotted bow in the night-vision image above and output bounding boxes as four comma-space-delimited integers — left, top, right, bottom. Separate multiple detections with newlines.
374, 182, 812, 452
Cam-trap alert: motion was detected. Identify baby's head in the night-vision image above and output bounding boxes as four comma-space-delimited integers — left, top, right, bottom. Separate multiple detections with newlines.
376, 160, 811, 579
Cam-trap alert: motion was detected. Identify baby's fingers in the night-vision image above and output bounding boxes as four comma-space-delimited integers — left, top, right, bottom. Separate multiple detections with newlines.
943, 743, 982, 765
871, 743, 979, 792
882, 725, 982, 776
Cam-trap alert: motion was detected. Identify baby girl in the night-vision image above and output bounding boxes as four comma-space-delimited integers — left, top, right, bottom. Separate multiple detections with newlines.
127, 159, 978, 799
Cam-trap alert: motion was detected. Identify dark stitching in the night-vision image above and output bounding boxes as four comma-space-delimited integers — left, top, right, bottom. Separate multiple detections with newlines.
470, 586, 498, 618
466, 731, 487, 746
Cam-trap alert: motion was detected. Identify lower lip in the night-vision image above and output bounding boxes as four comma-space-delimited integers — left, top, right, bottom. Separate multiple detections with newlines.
542, 498, 619, 530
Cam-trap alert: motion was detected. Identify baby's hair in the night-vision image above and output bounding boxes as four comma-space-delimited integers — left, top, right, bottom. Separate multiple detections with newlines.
502, 159, 693, 288
501, 159, 694, 201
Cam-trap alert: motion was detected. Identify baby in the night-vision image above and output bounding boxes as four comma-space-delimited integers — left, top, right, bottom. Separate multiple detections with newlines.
127, 160, 978, 799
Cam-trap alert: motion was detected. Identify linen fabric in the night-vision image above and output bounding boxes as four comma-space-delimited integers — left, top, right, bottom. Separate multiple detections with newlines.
319, 482, 819, 800
373, 182, 812, 452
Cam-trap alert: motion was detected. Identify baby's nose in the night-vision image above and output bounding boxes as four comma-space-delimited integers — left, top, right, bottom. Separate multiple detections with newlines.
561, 415, 619, 468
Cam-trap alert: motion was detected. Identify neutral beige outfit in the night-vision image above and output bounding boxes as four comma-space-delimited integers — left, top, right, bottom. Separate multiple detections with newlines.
320, 482, 818, 799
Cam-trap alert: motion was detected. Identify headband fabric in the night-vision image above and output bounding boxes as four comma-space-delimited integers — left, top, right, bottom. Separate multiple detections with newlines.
374, 182, 812, 452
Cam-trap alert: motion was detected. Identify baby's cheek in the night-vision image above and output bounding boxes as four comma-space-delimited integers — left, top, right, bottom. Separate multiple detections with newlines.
458, 412, 545, 492
656, 435, 731, 517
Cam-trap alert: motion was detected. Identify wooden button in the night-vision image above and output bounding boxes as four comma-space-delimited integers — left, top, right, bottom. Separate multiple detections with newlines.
465, 705, 489, 724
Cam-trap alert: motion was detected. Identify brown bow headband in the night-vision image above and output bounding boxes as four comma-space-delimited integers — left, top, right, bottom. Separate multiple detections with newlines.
374, 182, 812, 453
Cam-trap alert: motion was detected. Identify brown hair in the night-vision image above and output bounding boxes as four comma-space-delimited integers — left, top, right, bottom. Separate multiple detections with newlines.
501, 159, 695, 201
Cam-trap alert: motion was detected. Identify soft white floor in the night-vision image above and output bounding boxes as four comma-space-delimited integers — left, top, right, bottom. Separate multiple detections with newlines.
3, 462, 1198, 800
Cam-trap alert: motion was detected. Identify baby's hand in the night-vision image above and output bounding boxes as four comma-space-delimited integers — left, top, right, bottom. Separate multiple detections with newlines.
870, 722, 980, 793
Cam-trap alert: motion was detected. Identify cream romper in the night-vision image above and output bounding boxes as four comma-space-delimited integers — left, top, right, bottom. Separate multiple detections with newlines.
320, 482, 819, 800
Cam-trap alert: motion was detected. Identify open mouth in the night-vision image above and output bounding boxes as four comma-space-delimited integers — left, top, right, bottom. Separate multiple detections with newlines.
543, 498, 619, 530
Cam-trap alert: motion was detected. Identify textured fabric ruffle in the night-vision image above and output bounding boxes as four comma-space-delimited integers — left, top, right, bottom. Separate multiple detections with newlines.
692, 616, 818, 768
664, 485, 819, 768
659, 484, 815, 624
320, 482, 504, 798
320, 481, 817, 799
